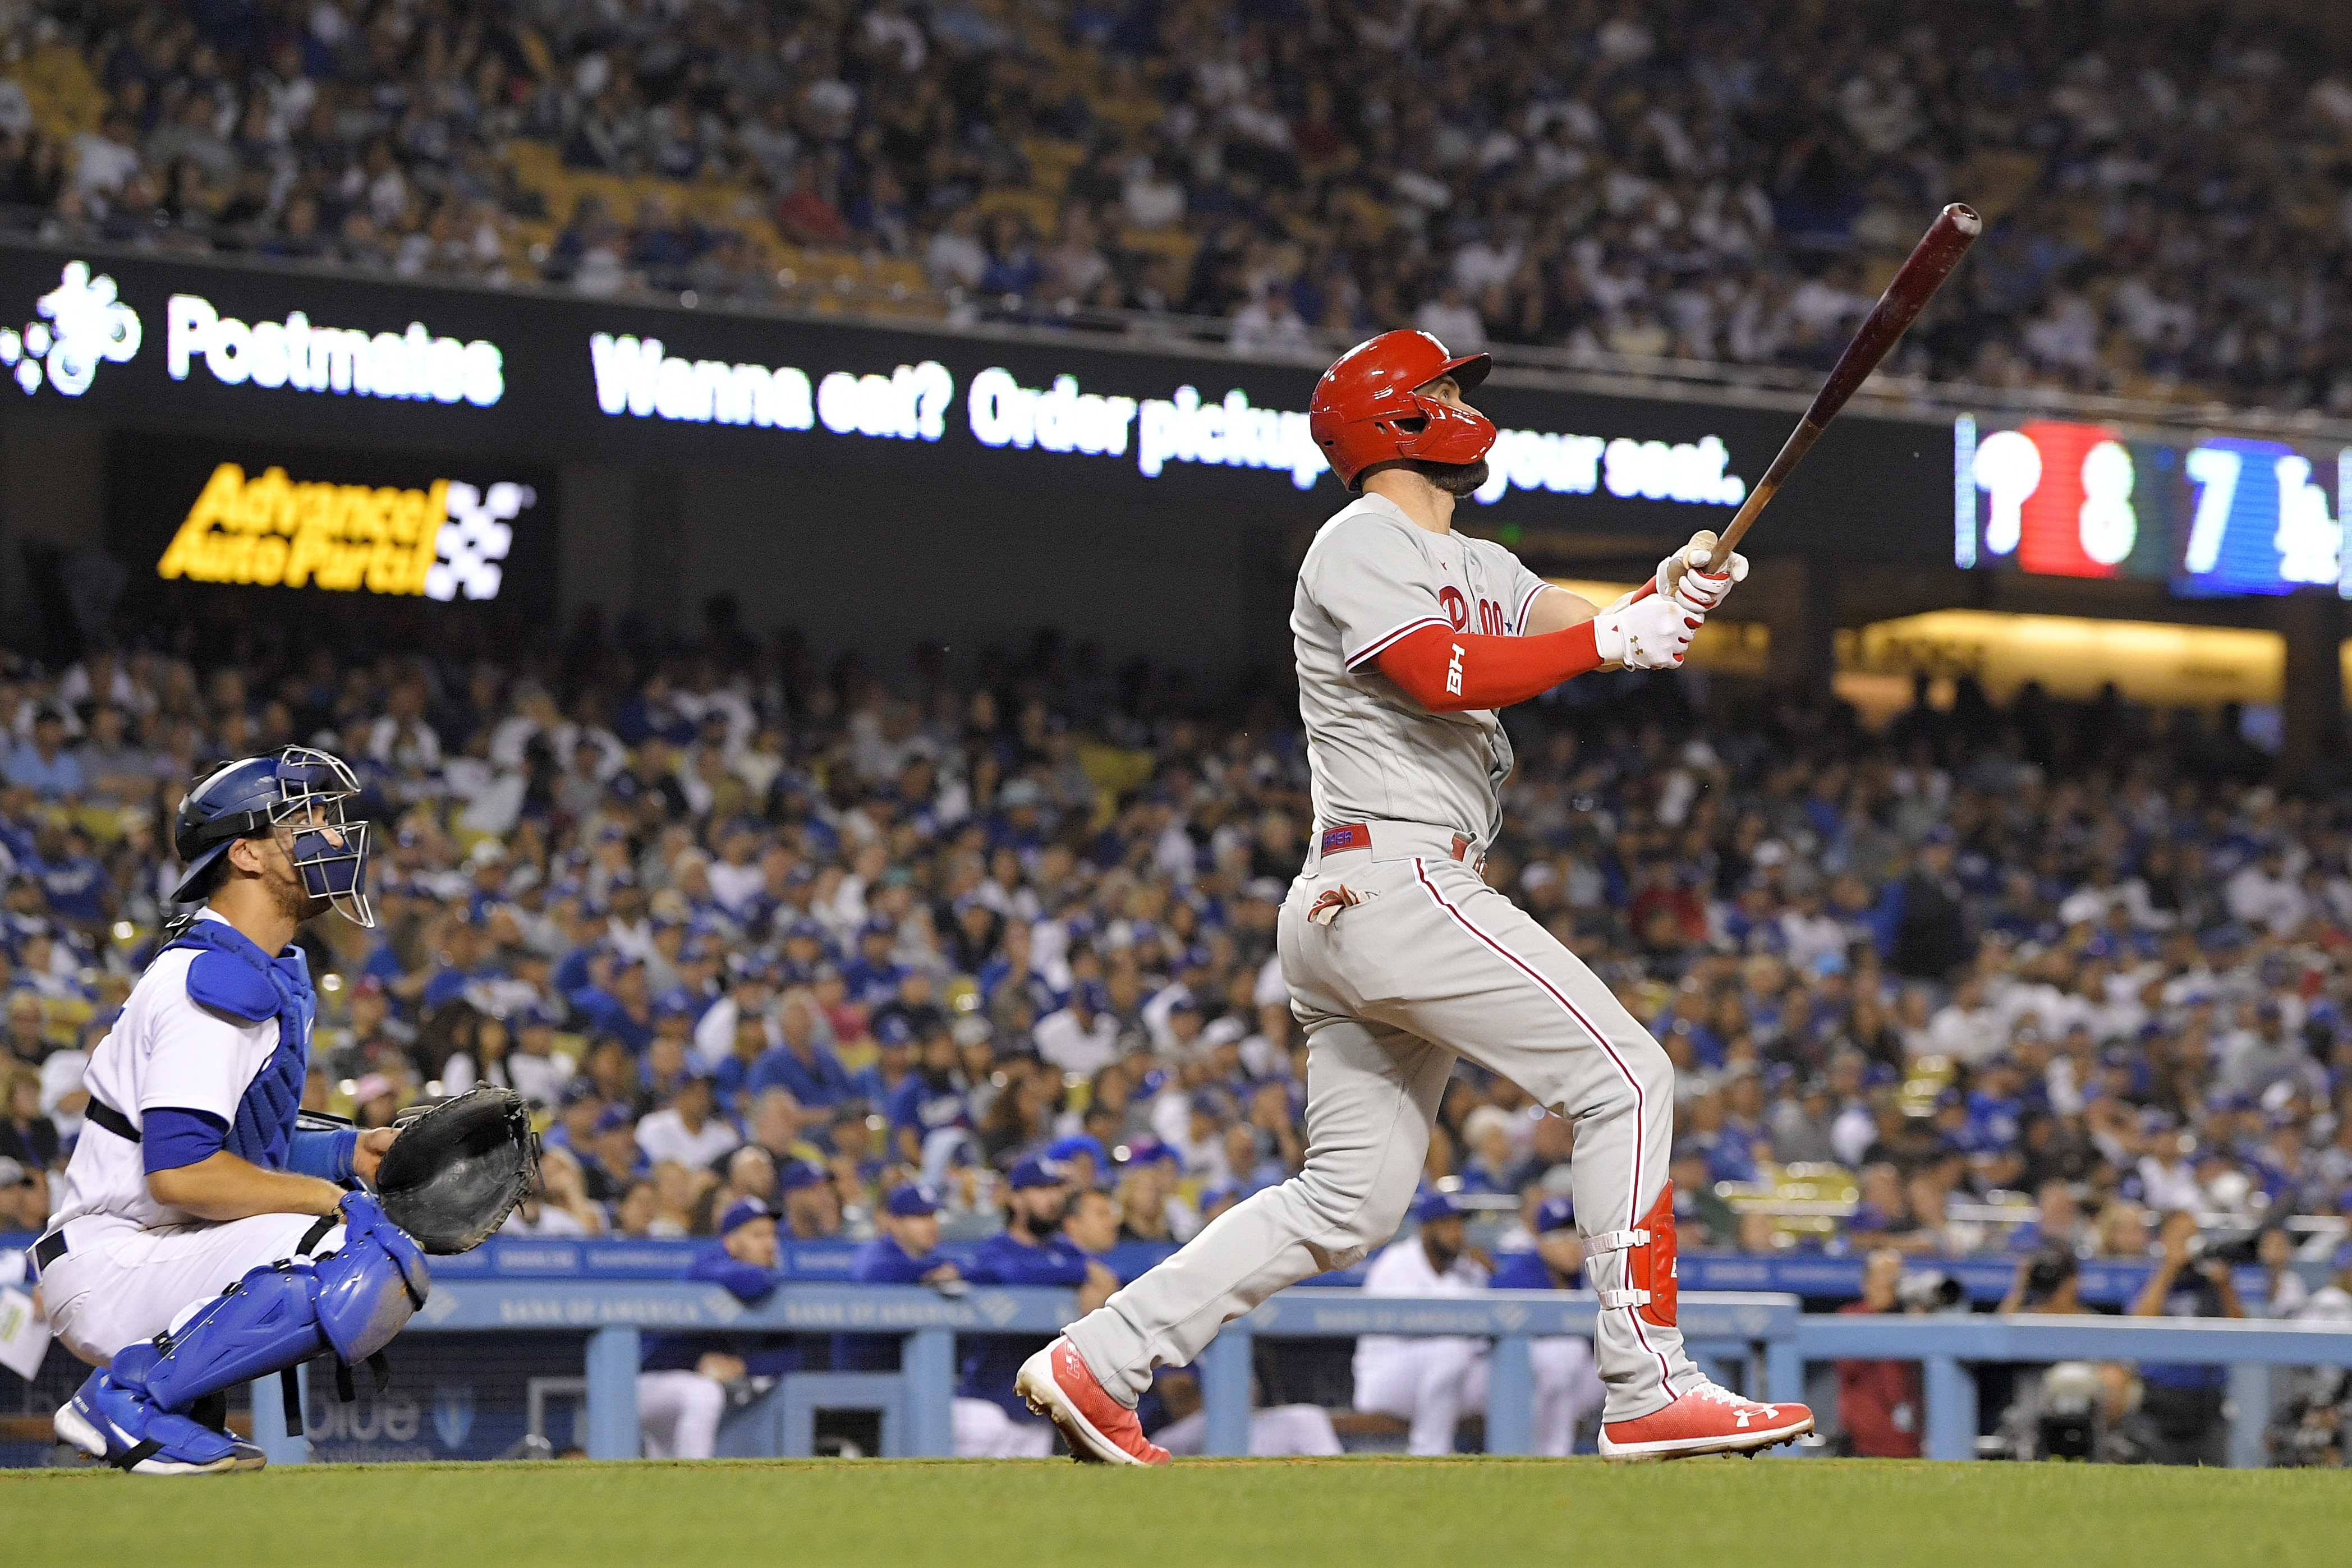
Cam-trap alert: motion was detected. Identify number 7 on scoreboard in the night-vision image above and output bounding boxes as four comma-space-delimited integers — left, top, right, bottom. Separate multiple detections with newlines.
2181, 444, 2241, 577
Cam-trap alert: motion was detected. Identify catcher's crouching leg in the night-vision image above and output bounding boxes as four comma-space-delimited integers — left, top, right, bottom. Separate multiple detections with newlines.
56, 1195, 429, 1475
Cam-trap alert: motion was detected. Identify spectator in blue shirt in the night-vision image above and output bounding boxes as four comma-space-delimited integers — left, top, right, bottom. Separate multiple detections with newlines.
3, 709, 82, 798
637, 1198, 794, 1459
571, 952, 656, 1055
1963, 1057, 2029, 1153
956, 1156, 1118, 1456
750, 1001, 861, 1110
543, 1082, 604, 1160
420, 918, 503, 1011
711, 1008, 775, 1114
649, 988, 702, 1071
777, 916, 833, 975
837, 1182, 961, 1371
550, 912, 605, 998
842, 916, 908, 1007
1684, 1088, 1762, 1186
31, 825, 111, 931
888, 1027, 972, 1168
778, 1157, 843, 1240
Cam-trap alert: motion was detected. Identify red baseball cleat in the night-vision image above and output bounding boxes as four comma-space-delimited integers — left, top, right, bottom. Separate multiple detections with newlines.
1598, 1381, 1814, 1460
1015, 1338, 1171, 1466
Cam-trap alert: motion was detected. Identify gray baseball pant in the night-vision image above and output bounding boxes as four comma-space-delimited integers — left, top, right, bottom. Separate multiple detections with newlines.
1065, 826, 1697, 1422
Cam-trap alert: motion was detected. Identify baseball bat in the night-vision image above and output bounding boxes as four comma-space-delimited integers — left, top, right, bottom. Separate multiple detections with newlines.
1697, 203, 1982, 573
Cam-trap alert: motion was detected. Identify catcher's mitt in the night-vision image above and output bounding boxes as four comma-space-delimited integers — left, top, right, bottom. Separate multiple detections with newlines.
374, 1086, 540, 1254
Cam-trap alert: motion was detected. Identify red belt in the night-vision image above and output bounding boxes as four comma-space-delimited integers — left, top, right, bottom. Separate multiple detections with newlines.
1317, 822, 1482, 865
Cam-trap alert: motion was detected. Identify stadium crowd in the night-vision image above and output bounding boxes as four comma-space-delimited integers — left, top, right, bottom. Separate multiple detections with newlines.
2, 622, 2352, 1295
4, 0, 2352, 410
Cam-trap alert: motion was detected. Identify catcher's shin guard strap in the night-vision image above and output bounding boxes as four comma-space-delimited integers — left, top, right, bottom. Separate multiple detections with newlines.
1585, 1184, 1679, 1328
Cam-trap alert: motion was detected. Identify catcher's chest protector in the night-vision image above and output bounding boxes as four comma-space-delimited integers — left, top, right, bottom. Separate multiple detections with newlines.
166, 920, 317, 1169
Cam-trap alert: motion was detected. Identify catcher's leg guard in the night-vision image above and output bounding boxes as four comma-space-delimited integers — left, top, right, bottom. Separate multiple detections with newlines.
111, 1197, 428, 1415
1585, 1183, 1677, 1329
56, 1263, 334, 1475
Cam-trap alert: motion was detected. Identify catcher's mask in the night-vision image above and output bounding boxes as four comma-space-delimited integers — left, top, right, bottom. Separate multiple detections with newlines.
171, 746, 375, 927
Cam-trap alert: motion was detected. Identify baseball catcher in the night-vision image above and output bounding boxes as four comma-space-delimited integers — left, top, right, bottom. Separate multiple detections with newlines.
31, 746, 525, 1475
1018, 331, 1811, 1462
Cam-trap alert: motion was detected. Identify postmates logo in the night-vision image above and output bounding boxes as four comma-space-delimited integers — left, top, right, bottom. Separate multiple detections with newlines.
0, 261, 142, 396
156, 462, 534, 602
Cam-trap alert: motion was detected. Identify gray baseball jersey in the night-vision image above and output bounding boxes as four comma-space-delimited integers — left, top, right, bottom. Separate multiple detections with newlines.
1065, 490, 1705, 1428
1292, 494, 1553, 846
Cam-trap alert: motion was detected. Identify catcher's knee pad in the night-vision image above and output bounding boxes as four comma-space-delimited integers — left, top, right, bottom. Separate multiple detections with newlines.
316, 1194, 430, 1365
1585, 1183, 1678, 1330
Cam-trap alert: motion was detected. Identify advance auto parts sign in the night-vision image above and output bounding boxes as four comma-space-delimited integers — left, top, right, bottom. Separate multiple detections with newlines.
155, 462, 534, 601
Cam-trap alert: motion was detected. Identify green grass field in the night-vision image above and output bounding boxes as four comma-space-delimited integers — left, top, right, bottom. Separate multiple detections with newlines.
4, 1458, 2346, 1567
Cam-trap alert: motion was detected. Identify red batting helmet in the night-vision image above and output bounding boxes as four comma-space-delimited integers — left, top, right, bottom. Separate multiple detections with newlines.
1307, 330, 1495, 491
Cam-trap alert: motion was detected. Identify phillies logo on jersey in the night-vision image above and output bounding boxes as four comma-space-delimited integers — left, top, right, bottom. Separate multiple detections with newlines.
1438, 585, 1469, 631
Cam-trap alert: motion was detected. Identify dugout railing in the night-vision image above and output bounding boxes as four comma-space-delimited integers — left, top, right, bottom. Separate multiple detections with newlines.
228, 1281, 2352, 1466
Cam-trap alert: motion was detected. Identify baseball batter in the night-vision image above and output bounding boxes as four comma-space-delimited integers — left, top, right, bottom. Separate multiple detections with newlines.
34, 747, 428, 1475
1018, 330, 1813, 1462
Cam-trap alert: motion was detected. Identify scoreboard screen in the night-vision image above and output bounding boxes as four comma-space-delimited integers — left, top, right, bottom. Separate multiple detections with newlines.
1953, 416, 2171, 580
1956, 415, 2352, 596
2167, 436, 2352, 597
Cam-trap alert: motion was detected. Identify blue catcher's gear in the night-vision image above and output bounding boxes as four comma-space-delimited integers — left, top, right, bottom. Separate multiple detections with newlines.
53, 1195, 428, 1475
157, 917, 321, 1173
169, 746, 374, 926
52, 1369, 265, 1475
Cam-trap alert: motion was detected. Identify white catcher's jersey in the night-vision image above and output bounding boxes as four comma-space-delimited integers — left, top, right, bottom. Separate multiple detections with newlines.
49, 913, 284, 1233
1292, 494, 1551, 847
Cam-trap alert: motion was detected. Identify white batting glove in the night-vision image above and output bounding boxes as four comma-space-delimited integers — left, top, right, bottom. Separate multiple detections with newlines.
1655, 531, 1748, 617
1673, 554, 1748, 618
1592, 592, 1697, 671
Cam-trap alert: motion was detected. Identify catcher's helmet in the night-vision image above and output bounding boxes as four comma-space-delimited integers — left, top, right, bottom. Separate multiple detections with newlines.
170, 745, 374, 926
1307, 329, 1495, 491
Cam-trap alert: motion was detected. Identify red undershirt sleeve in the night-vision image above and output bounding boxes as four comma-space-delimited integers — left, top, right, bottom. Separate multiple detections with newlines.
1376, 621, 1604, 712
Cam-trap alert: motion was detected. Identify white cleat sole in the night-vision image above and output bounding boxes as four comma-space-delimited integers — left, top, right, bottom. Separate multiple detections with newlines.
1014, 1346, 1151, 1466
53, 1401, 109, 1460
1598, 1413, 1815, 1461
54, 1399, 264, 1475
